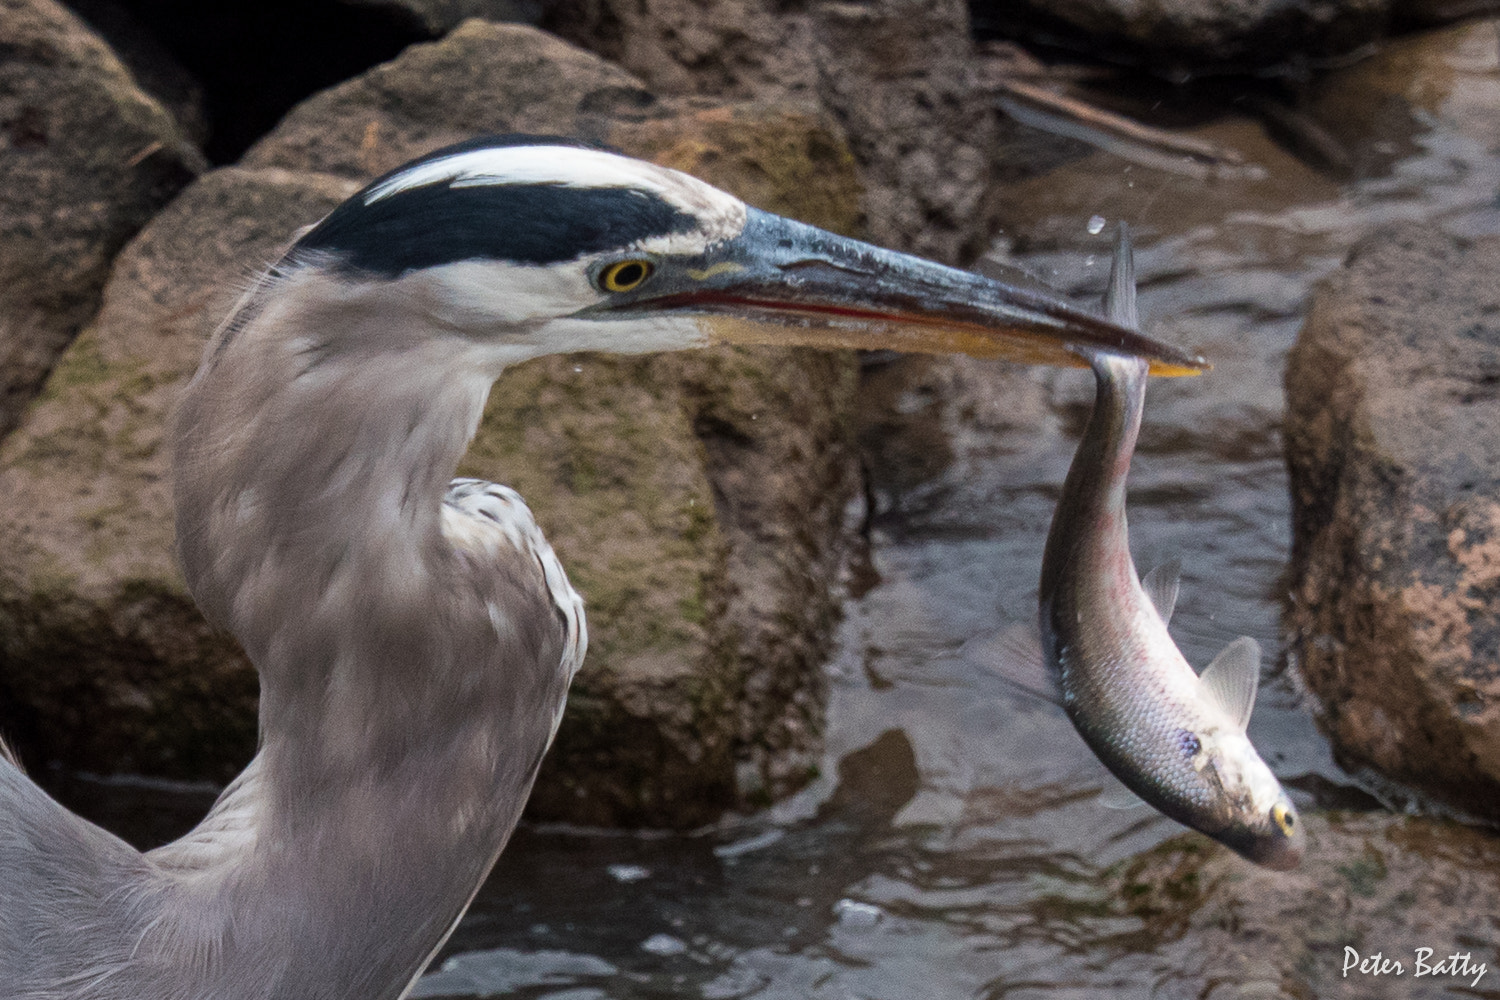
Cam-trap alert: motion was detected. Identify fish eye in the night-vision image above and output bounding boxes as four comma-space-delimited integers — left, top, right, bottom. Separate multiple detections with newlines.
1271, 801, 1296, 837
597, 258, 654, 293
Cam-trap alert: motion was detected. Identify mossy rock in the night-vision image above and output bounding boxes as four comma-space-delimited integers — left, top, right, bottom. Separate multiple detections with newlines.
0, 23, 865, 827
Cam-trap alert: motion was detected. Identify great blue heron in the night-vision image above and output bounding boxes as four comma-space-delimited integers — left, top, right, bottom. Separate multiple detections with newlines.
0, 135, 1203, 999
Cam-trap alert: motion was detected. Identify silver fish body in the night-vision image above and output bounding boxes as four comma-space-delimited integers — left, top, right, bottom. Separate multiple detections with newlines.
1037, 231, 1304, 870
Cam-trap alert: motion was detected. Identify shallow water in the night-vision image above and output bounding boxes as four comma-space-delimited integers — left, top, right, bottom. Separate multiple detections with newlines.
56, 24, 1500, 1000
406, 27, 1500, 999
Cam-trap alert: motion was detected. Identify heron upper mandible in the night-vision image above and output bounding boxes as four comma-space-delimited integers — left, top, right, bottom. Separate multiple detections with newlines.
0, 135, 1203, 999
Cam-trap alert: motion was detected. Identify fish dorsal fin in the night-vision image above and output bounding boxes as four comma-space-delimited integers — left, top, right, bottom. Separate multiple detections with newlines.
967, 624, 1063, 707
1141, 560, 1181, 625
1198, 636, 1261, 732
1104, 223, 1139, 328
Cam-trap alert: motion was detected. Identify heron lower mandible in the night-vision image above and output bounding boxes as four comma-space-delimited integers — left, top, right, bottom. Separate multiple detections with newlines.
0, 135, 1203, 999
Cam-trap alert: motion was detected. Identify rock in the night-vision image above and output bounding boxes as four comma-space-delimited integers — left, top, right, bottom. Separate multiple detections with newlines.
1107, 811, 1500, 998
972, 0, 1389, 75
541, 0, 996, 261
807, 0, 996, 262
0, 22, 867, 827
0, 0, 204, 441
0, 166, 357, 779
1284, 223, 1500, 824
63, 0, 211, 145
538, 0, 819, 101
337, 0, 541, 36
240, 20, 656, 178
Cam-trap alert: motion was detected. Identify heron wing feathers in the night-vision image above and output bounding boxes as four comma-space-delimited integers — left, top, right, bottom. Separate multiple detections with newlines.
442, 478, 588, 741
0, 759, 164, 998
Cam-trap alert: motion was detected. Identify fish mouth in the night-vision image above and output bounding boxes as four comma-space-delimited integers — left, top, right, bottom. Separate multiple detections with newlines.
1218, 823, 1306, 871
1249, 839, 1304, 872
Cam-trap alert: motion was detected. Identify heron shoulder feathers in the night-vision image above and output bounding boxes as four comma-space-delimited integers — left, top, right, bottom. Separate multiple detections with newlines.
441, 478, 587, 691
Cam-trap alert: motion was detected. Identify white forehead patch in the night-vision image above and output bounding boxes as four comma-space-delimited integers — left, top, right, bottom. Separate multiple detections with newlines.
364, 144, 748, 248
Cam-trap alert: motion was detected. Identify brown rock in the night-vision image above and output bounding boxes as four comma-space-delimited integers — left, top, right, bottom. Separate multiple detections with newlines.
539, 0, 819, 101
973, 0, 1389, 74
808, 0, 996, 262
1108, 811, 1500, 998
1284, 223, 1500, 823
240, 20, 657, 181
541, 0, 996, 261
63, 0, 211, 145
0, 166, 357, 779
0, 23, 867, 827
0, 0, 204, 441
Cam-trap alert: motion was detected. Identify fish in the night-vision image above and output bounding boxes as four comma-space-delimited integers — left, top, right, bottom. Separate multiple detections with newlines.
992, 226, 1305, 870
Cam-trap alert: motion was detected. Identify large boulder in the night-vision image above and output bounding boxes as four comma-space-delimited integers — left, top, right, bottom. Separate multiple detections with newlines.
1107, 811, 1500, 998
541, 0, 996, 262
0, 22, 866, 827
0, 0, 203, 441
1284, 223, 1500, 824
238, 19, 656, 179
971, 0, 1389, 75
806, 0, 996, 263
0, 168, 356, 777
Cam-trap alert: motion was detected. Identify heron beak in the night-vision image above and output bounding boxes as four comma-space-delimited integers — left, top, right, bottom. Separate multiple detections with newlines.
621, 209, 1207, 376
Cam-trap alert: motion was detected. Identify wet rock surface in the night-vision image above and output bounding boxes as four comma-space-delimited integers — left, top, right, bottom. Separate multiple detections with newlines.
0, 0, 203, 441
1285, 224, 1500, 825
0, 21, 864, 826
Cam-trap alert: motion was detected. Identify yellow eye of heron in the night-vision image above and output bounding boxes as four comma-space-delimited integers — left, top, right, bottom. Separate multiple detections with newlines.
1271, 802, 1295, 837
598, 259, 654, 293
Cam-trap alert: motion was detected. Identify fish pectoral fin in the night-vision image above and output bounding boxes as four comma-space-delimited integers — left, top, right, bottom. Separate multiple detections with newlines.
1097, 781, 1149, 810
1141, 559, 1182, 625
1198, 636, 1262, 732
967, 624, 1064, 707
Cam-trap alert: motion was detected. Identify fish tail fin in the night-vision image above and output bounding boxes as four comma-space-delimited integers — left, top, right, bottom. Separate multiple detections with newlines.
1104, 223, 1139, 329
1084, 224, 1149, 392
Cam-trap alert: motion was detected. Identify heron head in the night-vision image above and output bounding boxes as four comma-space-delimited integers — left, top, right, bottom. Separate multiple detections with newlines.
289, 135, 1205, 375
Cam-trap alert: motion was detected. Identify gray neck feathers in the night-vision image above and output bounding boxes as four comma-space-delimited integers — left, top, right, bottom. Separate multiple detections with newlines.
122, 268, 548, 998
